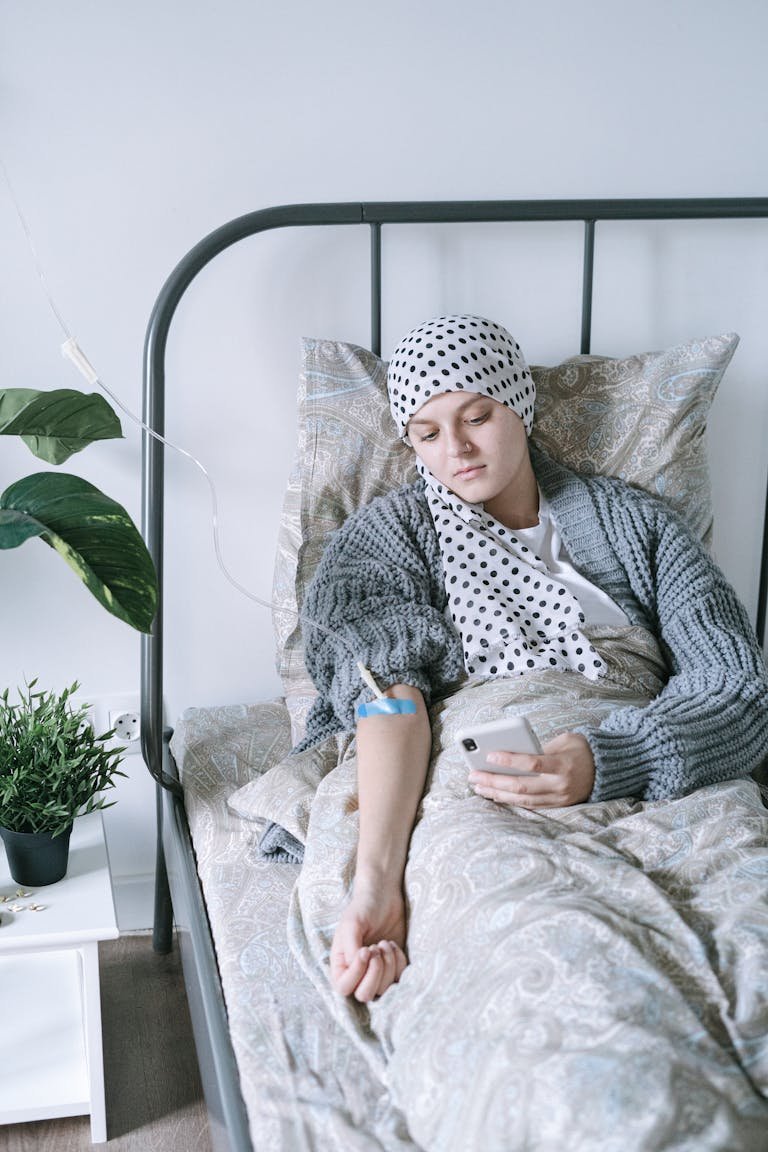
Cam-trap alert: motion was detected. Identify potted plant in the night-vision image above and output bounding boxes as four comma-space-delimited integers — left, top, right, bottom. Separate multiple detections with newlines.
0, 680, 125, 886
0, 384, 156, 881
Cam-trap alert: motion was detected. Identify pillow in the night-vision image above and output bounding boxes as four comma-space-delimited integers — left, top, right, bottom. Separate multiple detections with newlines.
530, 341, 735, 537
272, 333, 738, 743
271, 341, 418, 740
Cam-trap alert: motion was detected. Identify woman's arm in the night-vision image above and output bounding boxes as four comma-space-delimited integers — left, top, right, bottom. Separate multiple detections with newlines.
330, 683, 432, 1003
299, 485, 463, 742
467, 485, 768, 809
298, 488, 459, 998
581, 492, 768, 801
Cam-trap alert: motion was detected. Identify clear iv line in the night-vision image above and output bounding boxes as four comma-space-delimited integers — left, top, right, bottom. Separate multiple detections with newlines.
0, 156, 72, 341
60, 337, 277, 617
1, 156, 368, 670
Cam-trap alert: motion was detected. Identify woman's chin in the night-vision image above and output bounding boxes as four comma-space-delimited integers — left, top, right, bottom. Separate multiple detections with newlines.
448, 475, 496, 503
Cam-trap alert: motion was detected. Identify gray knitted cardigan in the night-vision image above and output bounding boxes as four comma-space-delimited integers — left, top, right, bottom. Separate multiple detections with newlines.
298, 449, 768, 803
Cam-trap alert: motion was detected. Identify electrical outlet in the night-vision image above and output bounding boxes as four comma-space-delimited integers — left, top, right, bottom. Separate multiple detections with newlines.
110, 709, 141, 744
82, 692, 142, 756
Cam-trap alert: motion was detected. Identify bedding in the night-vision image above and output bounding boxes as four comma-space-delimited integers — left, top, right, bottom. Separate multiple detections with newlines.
276, 628, 768, 1151
209, 628, 768, 1149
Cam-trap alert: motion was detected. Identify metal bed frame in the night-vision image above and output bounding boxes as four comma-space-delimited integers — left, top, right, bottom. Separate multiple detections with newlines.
140, 198, 768, 1152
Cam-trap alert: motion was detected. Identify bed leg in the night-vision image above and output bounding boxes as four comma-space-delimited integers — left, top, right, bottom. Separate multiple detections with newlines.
153, 782, 174, 954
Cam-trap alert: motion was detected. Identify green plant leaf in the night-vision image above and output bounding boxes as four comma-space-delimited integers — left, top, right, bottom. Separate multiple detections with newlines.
0, 508, 46, 546
0, 680, 126, 835
0, 388, 123, 464
0, 472, 157, 632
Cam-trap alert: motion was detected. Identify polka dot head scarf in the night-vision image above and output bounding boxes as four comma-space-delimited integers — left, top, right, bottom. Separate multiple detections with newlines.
386, 314, 535, 441
386, 314, 605, 684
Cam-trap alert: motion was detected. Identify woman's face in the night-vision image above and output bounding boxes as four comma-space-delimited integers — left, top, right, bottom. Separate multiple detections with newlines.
406, 391, 534, 519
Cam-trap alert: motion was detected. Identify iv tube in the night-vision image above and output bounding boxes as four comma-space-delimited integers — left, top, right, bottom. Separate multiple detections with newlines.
1, 156, 369, 672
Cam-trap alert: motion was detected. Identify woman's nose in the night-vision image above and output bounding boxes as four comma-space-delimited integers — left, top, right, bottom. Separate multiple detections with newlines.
447, 433, 472, 456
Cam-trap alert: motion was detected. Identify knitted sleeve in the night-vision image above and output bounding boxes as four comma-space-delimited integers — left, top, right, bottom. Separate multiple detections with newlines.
580, 486, 768, 802
299, 484, 464, 737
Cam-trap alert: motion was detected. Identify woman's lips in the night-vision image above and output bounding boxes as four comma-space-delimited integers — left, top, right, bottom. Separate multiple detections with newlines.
454, 464, 485, 480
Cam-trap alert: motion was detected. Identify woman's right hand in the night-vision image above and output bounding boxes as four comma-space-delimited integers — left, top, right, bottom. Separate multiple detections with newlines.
330, 876, 408, 1003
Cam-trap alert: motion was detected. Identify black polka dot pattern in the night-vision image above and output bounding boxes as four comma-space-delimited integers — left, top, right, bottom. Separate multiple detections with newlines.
385, 314, 536, 439
426, 462, 606, 683
441, 506, 605, 681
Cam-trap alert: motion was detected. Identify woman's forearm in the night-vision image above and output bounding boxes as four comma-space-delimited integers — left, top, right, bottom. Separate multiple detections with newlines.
354, 684, 432, 888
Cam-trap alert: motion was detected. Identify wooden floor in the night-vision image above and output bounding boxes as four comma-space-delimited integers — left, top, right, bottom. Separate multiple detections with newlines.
0, 933, 213, 1151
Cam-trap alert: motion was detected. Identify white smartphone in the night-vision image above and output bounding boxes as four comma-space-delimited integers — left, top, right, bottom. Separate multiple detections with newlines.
456, 716, 542, 775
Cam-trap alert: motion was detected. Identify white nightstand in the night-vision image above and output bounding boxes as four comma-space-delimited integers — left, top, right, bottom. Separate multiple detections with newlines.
0, 811, 119, 1143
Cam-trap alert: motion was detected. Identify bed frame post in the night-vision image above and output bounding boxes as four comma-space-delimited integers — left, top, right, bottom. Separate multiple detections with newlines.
581, 219, 595, 355
370, 223, 382, 356
758, 477, 768, 650
142, 297, 175, 953
153, 785, 173, 952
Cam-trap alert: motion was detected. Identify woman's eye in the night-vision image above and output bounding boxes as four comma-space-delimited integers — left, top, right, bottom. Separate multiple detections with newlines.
419, 430, 438, 442
468, 413, 489, 426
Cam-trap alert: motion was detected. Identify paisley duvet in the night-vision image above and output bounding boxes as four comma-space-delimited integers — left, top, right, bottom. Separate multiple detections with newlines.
275, 628, 768, 1150
175, 625, 768, 1150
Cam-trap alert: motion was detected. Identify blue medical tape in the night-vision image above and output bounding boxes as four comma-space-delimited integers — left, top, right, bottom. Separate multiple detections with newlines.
356, 698, 417, 718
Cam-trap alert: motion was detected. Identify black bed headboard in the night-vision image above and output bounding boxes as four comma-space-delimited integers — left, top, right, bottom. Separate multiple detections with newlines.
141, 197, 768, 794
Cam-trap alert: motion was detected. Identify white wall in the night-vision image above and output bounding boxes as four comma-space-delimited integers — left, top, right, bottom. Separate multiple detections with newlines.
2, 0, 768, 927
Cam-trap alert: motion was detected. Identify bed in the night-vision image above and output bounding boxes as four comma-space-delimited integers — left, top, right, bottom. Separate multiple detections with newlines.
140, 199, 768, 1152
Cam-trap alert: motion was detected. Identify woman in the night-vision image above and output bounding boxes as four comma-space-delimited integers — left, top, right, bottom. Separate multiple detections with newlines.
297, 315, 768, 1005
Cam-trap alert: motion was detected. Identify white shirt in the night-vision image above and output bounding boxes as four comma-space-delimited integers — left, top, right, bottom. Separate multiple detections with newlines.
513, 490, 629, 628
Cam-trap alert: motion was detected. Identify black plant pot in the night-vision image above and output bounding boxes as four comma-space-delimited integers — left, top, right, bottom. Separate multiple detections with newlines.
0, 824, 73, 886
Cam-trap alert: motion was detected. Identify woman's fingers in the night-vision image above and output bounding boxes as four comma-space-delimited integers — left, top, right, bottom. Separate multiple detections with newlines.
474, 783, 571, 808
468, 733, 596, 807
339, 941, 408, 1002
470, 770, 556, 802
391, 941, 408, 982
353, 947, 384, 1002
376, 940, 397, 992
333, 937, 409, 1001
332, 947, 369, 997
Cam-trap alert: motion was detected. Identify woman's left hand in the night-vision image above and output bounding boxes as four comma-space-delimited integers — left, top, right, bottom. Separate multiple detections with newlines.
468, 731, 595, 808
